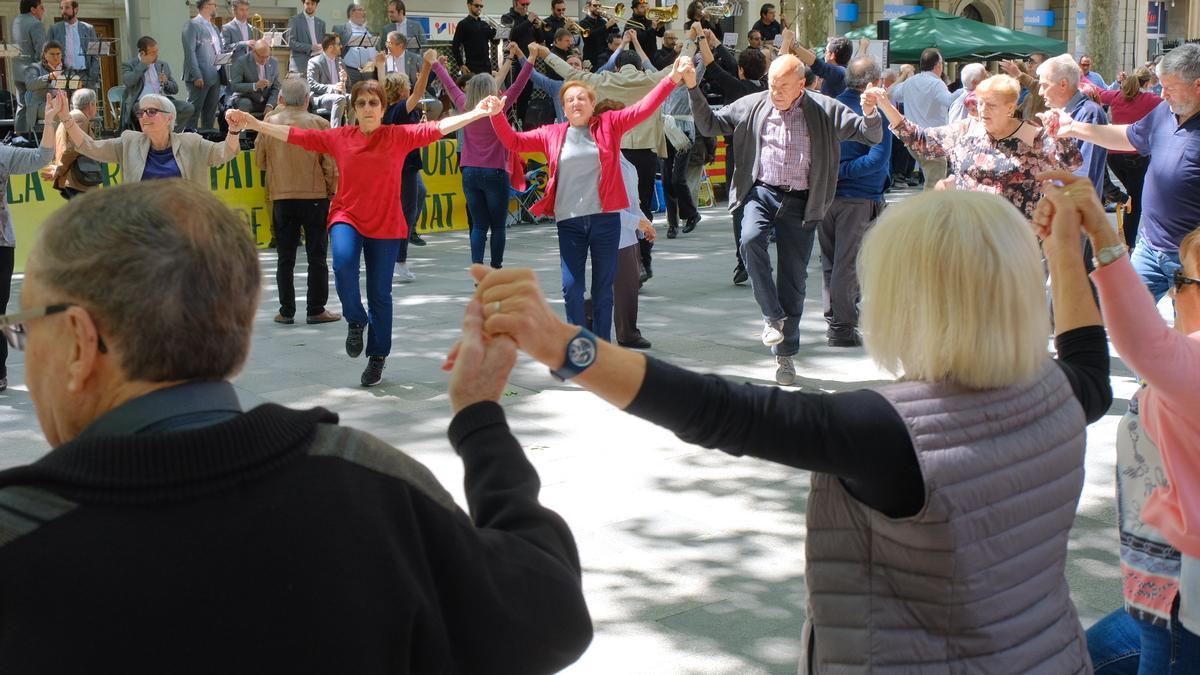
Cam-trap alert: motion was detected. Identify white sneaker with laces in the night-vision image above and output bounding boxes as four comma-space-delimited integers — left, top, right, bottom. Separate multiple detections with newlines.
775, 356, 796, 386
395, 262, 415, 282
761, 320, 785, 346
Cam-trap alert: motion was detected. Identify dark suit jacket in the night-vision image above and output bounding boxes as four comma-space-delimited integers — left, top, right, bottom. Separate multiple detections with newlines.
287, 12, 326, 74
47, 19, 99, 86
229, 53, 281, 109
121, 58, 181, 127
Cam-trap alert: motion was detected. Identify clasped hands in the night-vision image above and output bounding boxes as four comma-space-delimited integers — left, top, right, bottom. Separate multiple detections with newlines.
1032, 170, 1114, 259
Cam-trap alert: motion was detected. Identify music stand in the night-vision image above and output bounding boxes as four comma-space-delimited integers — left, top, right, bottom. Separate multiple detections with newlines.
0, 42, 22, 59
215, 52, 234, 67
263, 29, 289, 48
85, 38, 117, 57
344, 32, 374, 49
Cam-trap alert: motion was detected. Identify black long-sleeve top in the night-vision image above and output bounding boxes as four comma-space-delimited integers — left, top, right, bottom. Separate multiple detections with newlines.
0, 402, 592, 673
502, 10, 541, 49
702, 52, 766, 104
625, 326, 1112, 519
452, 14, 495, 75
629, 18, 666, 61
751, 18, 783, 42
578, 14, 619, 66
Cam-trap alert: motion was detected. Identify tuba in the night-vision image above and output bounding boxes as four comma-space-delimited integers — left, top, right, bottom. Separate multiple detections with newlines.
645, 4, 679, 22
700, 1, 734, 20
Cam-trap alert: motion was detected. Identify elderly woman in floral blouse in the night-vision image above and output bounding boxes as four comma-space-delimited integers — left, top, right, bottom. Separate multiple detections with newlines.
865, 74, 1082, 219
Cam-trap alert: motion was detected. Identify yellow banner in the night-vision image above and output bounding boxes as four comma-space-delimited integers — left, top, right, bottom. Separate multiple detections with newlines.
9, 139, 470, 274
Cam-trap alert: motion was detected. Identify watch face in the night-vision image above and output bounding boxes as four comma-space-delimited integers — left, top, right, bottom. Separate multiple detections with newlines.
567, 336, 597, 368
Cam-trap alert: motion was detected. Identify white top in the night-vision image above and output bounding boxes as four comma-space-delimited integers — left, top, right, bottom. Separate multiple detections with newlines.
618, 155, 641, 248
343, 21, 377, 69
144, 62, 161, 94
890, 71, 954, 129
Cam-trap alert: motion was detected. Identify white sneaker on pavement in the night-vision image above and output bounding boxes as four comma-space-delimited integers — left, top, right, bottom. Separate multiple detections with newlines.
775, 356, 796, 386
762, 320, 784, 346
396, 262, 415, 282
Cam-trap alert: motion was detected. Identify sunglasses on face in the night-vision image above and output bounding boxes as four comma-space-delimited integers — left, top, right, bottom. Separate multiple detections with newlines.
354, 98, 382, 109
135, 107, 163, 118
1174, 269, 1200, 294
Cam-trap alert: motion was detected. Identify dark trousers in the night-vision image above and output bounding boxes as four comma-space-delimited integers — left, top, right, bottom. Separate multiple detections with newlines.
1108, 153, 1150, 248
463, 166, 509, 268
557, 213, 621, 341
274, 199, 330, 319
397, 166, 426, 263
622, 148, 657, 271
613, 244, 643, 343
186, 81, 221, 130
0, 246, 13, 379
737, 184, 815, 357
662, 140, 699, 227
819, 197, 884, 337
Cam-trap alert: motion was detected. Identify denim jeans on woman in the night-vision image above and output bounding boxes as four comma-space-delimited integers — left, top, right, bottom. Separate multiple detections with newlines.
1088, 598, 1200, 674
462, 167, 508, 268
557, 213, 620, 341
330, 223, 401, 358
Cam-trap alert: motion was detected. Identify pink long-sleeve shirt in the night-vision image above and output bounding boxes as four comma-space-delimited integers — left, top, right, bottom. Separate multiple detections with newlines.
1093, 256, 1200, 556
432, 60, 533, 170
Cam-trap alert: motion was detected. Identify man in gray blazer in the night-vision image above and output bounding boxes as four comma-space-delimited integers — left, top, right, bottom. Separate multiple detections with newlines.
332, 3, 375, 90
376, 0, 424, 52
229, 40, 281, 115
221, 0, 258, 61
288, 0, 326, 75
11, 0, 47, 135
181, 0, 223, 130
47, 0, 98, 90
122, 36, 195, 132
687, 54, 882, 385
306, 33, 348, 127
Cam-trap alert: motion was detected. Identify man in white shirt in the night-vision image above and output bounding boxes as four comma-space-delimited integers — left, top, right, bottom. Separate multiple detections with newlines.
335, 2, 376, 89
888, 47, 954, 189
181, 0, 224, 130
48, 0, 99, 89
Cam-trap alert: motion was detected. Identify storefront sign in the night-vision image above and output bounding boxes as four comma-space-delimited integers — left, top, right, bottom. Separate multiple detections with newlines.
1023, 9, 1055, 27
882, 4, 922, 20
835, 3, 860, 22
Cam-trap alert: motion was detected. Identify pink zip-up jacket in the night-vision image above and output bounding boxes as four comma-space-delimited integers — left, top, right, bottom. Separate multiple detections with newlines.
488, 75, 677, 218
1093, 255, 1200, 556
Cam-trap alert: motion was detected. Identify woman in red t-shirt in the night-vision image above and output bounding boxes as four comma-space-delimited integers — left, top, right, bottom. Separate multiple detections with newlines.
229, 81, 494, 387
1098, 67, 1163, 247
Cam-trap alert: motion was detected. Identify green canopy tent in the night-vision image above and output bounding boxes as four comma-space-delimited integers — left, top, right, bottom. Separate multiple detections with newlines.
844, 8, 1068, 62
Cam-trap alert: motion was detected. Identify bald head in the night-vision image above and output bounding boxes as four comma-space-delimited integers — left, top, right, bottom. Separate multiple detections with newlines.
767, 54, 806, 109
252, 39, 270, 61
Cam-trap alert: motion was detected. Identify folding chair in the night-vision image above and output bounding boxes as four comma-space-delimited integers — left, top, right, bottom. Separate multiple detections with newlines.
507, 161, 547, 226
105, 85, 125, 129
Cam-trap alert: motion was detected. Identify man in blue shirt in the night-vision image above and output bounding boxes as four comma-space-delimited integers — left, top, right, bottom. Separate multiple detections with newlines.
1038, 54, 1108, 197
1079, 54, 1109, 89
787, 31, 852, 98
1047, 44, 1200, 301
820, 56, 891, 347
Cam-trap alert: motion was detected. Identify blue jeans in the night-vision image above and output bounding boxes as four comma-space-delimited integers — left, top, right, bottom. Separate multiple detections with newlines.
1088, 602, 1200, 674
557, 213, 621, 341
330, 223, 401, 358
737, 183, 817, 357
462, 166, 508, 268
1131, 234, 1183, 303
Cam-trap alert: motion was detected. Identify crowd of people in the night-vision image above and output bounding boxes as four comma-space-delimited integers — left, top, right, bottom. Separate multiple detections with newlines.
1, 1, 1199, 672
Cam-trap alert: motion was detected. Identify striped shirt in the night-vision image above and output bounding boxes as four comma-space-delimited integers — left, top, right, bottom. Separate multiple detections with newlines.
756, 96, 811, 191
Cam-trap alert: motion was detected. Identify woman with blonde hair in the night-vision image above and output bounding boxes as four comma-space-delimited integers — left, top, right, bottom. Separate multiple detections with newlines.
865, 74, 1083, 219
461, 188, 1112, 670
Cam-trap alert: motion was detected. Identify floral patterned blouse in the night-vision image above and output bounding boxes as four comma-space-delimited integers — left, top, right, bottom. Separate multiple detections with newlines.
893, 118, 1083, 220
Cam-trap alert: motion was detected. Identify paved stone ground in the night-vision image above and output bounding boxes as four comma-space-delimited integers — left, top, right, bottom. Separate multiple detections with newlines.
1, 187, 1137, 674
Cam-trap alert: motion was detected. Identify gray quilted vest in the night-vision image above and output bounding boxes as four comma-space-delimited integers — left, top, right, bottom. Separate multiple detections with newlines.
800, 361, 1093, 674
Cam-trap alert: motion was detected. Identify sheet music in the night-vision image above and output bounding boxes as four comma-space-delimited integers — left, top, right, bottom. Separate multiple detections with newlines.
215, 51, 233, 66
263, 29, 289, 48
85, 40, 113, 56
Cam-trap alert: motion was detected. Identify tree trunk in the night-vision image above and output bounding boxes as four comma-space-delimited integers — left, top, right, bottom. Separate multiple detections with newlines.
362, 0, 390, 35
1084, 0, 1119, 83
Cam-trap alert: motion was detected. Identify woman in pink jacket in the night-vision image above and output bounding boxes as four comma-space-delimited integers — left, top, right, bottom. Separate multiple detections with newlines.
481, 56, 688, 341
1037, 170, 1200, 673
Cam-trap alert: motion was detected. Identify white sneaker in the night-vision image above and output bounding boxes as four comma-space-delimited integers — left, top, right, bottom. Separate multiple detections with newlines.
396, 263, 415, 282
775, 356, 796, 386
762, 320, 785, 346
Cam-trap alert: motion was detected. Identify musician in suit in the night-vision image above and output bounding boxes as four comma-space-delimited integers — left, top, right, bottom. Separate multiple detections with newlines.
221, 0, 259, 61
369, 32, 442, 118
24, 40, 68, 132
333, 3, 375, 89
229, 40, 281, 115
11, 0, 47, 135
181, 0, 223, 130
48, 1, 99, 90
288, 0, 325, 75
306, 33, 349, 127
376, 0, 424, 52
122, 36, 195, 132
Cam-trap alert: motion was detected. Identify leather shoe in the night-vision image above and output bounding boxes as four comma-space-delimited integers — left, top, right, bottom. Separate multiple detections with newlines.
667, 225, 678, 239
682, 214, 700, 234
274, 313, 295, 325
618, 336, 652, 349
733, 264, 748, 285
409, 231, 427, 247
306, 311, 342, 324
827, 332, 863, 347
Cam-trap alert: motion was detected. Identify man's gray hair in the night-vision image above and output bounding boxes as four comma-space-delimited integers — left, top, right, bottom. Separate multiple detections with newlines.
388, 30, 407, 46
230, 0, 249, 7
881, 67, 898, 84
281, 75, 309, 107
1159, 43, 1200, 84
27, 180, 261, 382
1037, 54, 1081, 88
137, 93, 177, 123
960, 62, 987, 91
71, 87, 97, 110
844, 56, 881, 91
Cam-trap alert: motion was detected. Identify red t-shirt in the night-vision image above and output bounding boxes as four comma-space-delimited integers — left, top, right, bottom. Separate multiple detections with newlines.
288, 123, 443, 239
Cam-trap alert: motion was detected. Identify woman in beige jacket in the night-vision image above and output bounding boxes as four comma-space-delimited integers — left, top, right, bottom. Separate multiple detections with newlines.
51, 91, 242, 185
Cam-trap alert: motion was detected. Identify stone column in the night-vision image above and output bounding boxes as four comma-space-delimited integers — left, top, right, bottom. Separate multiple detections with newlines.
1023, 0, 1049, 36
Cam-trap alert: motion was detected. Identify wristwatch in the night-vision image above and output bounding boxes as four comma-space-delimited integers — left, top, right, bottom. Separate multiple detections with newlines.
549, 327, 598, 382
1093, 243, 1127, 268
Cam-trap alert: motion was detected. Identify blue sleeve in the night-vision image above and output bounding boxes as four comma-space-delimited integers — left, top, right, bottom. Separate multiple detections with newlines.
597, 46, 622, 73
839, 129, 893, 180
810, 58, 835, 78
1126, 104, 1160, 156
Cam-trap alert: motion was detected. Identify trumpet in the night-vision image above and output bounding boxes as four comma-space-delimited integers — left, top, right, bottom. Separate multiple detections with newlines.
626, 4, 677, 30
598, 3, 625, 17
565, 17, 590, 38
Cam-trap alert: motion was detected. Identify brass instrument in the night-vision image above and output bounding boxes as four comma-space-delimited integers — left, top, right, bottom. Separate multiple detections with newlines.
626, 4, 676, 30
565, 17, 590, 38
700, 1, 734, 20
599, 3, 626, 16
482, 14, 502, 29
250, 13, 266, 37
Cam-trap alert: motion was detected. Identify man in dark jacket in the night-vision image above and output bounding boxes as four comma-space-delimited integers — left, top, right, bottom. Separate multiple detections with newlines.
0, 180, 593, 674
